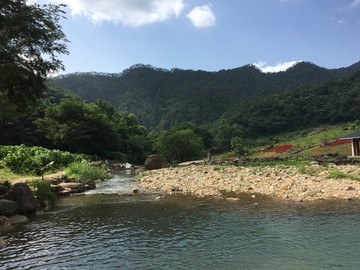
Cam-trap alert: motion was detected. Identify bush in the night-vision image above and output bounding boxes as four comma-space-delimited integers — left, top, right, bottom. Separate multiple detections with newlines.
66, 160, 109, 188
0, 145, 84, 175
28, 179, 56, 208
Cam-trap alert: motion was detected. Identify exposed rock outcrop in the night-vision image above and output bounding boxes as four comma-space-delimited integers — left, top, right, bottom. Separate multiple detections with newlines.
1, 183, 40, 214
0, 199, 18, 217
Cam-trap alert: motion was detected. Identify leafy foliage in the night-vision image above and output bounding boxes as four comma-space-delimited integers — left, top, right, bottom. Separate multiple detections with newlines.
0, 0, 68, 125
65, 160, 109, 187
154, 128, 205, 162
27, 179, 56, 207
225, 71, 360, 137
0, 144, 84, 174
51, 62, 360, 130
35, 98, 151, 162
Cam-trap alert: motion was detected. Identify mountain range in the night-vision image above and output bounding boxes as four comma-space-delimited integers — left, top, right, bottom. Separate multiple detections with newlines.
51, 61, 360, 130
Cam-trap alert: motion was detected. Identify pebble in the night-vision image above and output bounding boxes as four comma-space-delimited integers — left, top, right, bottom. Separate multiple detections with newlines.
139, 165, 360, 202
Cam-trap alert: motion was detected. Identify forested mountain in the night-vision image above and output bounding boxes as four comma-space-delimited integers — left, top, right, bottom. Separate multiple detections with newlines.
51, 61, 360, 130
223, 70, 360, 136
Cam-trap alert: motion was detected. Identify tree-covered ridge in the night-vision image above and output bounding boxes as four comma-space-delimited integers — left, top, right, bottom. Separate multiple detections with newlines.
223, 71, 360, 137
51, 61, 360, 130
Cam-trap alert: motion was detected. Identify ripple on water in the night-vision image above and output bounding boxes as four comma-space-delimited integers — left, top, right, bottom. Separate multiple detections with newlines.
2, 192, 360, 269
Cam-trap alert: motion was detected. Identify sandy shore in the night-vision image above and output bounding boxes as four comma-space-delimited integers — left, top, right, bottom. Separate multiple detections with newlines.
139, 164, 360, 201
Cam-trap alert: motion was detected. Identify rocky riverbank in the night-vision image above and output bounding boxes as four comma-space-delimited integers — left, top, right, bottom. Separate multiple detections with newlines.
139, 164, 360, 201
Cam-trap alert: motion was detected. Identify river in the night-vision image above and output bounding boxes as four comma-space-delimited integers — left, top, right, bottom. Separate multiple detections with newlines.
1, 173, 360, 269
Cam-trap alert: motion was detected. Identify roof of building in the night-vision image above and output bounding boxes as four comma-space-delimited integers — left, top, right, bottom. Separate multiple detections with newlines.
341, 129, 360, 139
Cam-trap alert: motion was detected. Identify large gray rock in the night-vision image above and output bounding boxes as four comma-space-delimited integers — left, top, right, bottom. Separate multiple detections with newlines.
1, 183, 40, 214
144, 154, 165, 170
59, 182, 86, 193
9, 215, 29, 225
0, 199, 18, 217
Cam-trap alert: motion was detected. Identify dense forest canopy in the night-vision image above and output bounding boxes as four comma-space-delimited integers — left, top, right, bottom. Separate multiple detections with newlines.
51, 61, 360, 130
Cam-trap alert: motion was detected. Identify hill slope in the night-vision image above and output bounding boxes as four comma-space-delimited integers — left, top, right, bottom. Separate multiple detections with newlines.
51, 61, 360, 130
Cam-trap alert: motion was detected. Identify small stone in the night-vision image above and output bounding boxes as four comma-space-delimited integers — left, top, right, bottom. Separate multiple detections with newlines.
133, 188, 140, 194
155, 196, 162, 200
226, 198, 240, 201
9, 215, 29, 225
251, 194, 256, 199
346, 186, 355, 191
310, 161, 319, 166
0, 237, 8, 248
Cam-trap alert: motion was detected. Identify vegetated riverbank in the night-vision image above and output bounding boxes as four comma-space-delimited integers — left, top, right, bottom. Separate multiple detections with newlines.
139, 164, 360, 202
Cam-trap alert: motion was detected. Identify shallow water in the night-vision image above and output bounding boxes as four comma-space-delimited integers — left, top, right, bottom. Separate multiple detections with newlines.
1, 174, 360, 270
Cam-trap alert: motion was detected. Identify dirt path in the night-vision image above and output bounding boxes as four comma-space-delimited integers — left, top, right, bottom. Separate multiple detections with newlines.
10, 171, 66, 184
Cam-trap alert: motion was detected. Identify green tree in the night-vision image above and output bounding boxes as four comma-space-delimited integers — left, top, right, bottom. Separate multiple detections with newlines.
36, 98, 118, 156
230, 136, 248, 155
155, 129, 205, 163
213, 119, 244, 152
0, 0, 68, 125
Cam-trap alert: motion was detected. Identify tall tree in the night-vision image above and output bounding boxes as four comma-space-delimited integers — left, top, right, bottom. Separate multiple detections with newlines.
0, 0, 68, 125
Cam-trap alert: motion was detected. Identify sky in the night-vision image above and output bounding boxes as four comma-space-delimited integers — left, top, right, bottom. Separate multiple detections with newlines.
30, 0, 360, 74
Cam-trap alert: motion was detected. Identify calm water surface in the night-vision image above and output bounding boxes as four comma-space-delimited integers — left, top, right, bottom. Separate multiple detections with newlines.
1, 174, 360, 269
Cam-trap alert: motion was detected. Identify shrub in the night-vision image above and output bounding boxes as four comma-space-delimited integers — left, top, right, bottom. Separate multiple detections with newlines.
326, 169, 359, 180
66, 160, 109, 188
0, 145, 84, 175
0, 180, 12, 190
28, 179, 56, 208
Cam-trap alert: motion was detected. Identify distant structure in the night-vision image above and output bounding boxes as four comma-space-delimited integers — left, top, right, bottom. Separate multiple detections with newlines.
341, 130, 360, 157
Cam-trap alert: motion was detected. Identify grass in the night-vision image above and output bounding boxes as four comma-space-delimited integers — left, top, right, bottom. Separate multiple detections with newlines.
249, 123, 355, 159
0, 167, 29, 181
65, 160, 110, 188
245, 159, 309, 167
327, 169, 360, 180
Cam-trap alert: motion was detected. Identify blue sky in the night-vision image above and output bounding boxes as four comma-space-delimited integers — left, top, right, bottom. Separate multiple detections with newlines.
32, 0, 360, 74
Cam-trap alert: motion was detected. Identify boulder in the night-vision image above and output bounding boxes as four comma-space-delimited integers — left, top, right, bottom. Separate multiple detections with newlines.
0, 199, 18, 217
144, 154, 165, 170
9, 215, 29, 225
59, 182, 86, 193
1, 183, 40, 214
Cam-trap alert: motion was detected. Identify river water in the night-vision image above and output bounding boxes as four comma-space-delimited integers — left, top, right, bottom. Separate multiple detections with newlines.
1, 173, 360, 269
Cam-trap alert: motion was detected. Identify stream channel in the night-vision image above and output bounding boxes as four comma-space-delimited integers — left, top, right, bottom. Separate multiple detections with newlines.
1, 172, 360, 269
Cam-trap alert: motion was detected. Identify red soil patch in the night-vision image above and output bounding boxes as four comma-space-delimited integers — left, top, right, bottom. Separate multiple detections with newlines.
327, 139, 351, 147
262, 144, 293, 153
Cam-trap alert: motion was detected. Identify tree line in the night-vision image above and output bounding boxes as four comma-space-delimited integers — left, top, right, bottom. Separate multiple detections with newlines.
1, 1, 360, 165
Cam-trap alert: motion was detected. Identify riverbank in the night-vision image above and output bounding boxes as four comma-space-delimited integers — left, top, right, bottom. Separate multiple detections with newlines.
139, 164, 360, 201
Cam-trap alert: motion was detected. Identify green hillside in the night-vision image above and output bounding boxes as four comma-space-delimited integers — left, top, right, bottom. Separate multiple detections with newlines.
51, 61, 360, 130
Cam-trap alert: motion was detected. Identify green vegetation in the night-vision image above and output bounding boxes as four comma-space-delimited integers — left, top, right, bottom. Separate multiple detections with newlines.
27, 179, 56, 208
298, 166, 322, 176
0, 0, 68, 125
0, 180, 12, 190
327, 169, 360, 180
51, 62, 360, 131
154, 128, 205, 163
0, 145, 84, 175
1, 1, 360, 166
245, 159, 309, 167
65, 160, 109, 188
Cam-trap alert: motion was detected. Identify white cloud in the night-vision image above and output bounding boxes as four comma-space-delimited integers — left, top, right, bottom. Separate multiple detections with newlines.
339, 0, 360, 10
349, 0, 360, 8
186, 4, 216, 28
253, 61, 302, 73
40, 0, 185, 26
